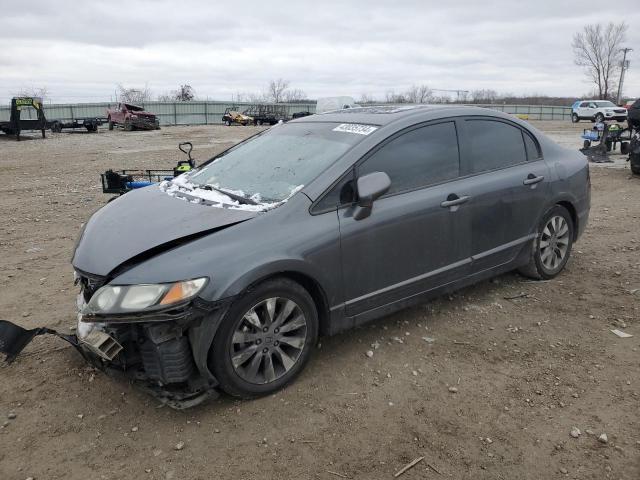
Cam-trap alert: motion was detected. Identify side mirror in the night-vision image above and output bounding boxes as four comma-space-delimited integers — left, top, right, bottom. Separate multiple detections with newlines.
353, 172, 391, 220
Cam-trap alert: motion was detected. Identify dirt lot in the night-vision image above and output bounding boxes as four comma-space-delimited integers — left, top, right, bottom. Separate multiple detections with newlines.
0, 121, 638, 480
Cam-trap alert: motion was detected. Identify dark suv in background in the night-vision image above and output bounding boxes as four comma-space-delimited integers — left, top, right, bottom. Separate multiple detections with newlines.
72, 105, 590, 407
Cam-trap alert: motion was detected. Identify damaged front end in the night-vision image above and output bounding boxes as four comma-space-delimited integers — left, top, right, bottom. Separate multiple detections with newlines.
73, 271, 230, 409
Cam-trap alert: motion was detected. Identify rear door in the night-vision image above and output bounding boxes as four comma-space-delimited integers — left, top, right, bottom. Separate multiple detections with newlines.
335, 121, 472, 317
457, 117, 550, 274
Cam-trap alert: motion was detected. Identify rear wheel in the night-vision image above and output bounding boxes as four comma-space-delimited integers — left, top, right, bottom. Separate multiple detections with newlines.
595, 113, 605, 123
209, 278, 318, 398
518, 205, 574, 280
571, 113, 579, 123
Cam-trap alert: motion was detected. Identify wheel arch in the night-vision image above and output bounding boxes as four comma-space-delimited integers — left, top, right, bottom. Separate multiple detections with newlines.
555, 200, 579, 240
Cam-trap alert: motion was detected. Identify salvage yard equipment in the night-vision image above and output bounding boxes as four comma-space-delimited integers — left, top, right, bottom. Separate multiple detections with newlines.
50, 117, 107, 133
580, 122, 631, 161
106, 103, 160, 131
242, 104, 289, 125
101, 142, 196, 197
222, 107, 253, 126
0, 97, 47, 141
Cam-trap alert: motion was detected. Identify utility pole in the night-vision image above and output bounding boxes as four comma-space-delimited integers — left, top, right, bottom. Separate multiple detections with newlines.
616, 48, 632, 105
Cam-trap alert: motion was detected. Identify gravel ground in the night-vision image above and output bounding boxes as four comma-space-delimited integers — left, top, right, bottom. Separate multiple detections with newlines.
0, 120, 638, 480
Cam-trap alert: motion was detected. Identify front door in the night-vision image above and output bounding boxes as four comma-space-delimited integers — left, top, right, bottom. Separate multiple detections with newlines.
338, 121, 472, 317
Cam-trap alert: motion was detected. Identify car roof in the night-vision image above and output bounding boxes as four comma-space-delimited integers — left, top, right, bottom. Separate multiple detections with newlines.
291, 104, 513, 126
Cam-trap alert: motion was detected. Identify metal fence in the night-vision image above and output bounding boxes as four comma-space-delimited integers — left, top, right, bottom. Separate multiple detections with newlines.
0, 101, 572, 124
474, 104, 572, 121
0, 101, 317, 125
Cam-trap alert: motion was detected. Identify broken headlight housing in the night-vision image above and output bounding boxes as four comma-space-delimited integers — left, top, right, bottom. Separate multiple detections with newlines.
83, 278, 208, 315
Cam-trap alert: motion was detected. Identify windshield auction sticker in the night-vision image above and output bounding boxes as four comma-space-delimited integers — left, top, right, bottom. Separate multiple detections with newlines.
333, 123, 378, 135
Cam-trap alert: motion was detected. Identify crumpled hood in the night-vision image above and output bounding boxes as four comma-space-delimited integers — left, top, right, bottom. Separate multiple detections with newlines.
72, 186, 257, 277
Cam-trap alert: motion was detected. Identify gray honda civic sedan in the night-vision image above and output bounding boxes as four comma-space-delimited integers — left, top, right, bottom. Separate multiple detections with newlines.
72, 105, 590, 407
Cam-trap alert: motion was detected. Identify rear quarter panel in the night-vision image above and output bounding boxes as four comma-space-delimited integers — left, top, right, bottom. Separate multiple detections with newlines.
537, 132, 591, 239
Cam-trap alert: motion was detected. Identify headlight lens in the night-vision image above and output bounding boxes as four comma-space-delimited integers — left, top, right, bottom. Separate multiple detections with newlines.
84, 278, 207, 315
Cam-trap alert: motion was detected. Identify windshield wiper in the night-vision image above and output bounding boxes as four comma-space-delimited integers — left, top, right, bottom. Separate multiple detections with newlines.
198, 184, 259, 205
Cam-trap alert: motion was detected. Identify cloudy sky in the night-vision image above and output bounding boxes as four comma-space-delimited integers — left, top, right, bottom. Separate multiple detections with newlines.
1, 0, 638, 103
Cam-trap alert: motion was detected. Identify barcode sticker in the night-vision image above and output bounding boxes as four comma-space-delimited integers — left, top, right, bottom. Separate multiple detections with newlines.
332, 124, 378, 135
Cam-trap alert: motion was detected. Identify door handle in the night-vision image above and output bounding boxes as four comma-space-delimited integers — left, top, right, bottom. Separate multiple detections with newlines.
440, 194, 470, 209
523, 174, 544, 185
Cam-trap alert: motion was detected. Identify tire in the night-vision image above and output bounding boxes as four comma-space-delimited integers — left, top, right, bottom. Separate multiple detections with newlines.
583, 140, 591, 149
518, 205, 574, 280
620, 142, 629, 155
605, 139, 613, 152
108, 118, 114, 131
225, 120, 231, 126
631, 155, 640, 175
124, 119, 133, 131
209, 277, 319, 398
51, 122, 62, 133
595, 113, 605, 123
571, 113, 579, 123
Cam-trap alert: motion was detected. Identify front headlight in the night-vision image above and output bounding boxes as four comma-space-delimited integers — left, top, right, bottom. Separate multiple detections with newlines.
83, 278, 207, 315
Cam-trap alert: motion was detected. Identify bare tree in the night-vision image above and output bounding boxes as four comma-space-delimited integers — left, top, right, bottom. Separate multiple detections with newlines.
13, 86, 49, 100
282, 88, 308, 103
359, 93, 376, 104
405, 84, 432, 103
385, 90, 408, 103
267, 78, 290, 103
470, 89, 499, 104
572, 22, 627, 100
117, 84, 152, 104
173, 84, 195, 101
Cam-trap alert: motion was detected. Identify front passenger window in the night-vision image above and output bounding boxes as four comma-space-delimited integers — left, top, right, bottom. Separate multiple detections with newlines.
358, 122, 460, 195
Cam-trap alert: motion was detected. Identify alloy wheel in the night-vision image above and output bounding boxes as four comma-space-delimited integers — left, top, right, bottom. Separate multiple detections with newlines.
230, 297, 307, 384
539, 215, 570, 271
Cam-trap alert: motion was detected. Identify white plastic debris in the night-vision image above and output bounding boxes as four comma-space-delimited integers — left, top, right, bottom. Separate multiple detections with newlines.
611, 329, 633, 338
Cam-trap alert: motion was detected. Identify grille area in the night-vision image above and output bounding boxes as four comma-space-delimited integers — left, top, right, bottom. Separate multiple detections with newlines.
139, 335, 195, 384
76, 271, 107, 303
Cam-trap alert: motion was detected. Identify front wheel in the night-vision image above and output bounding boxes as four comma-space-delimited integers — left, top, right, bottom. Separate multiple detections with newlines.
571, 113, 579, 123
108, 118, 114, 130
595, 113, 605, 123
518, 205, 574, 280
209, 278, 318, 398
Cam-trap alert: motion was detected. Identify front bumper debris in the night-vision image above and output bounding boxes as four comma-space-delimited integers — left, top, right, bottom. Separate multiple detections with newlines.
0, 320, 82, 363
1, 296, 229, 409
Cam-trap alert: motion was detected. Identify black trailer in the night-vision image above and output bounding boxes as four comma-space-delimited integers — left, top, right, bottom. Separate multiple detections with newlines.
49, 117, 107, 133
242, 104, 289, 125
0, 97, 47, 141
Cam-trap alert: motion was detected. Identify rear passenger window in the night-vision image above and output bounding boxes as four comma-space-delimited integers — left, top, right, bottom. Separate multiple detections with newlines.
359, 122, 460, 195
466, 120, 527, 173
523, 132, 541, 160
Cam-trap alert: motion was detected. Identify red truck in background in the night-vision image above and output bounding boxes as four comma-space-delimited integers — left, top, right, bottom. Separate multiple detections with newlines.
106, 103, 160, 131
